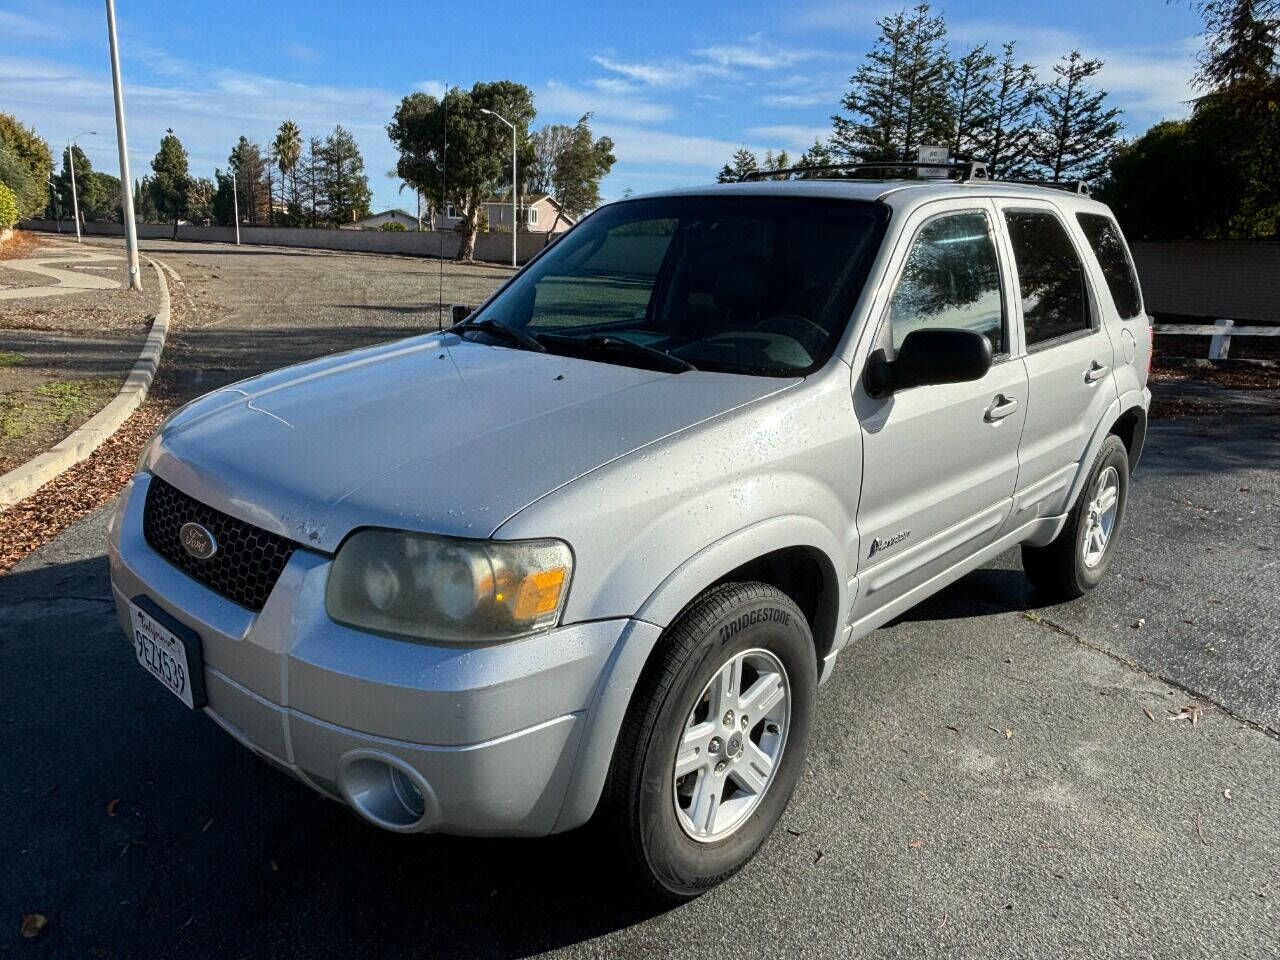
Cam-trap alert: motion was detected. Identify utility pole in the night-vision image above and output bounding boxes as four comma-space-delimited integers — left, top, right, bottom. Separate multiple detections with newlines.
67, 131, 96, 243
104, 0, 142, 290
478, 108, 518, 268
232, 172, 241, 244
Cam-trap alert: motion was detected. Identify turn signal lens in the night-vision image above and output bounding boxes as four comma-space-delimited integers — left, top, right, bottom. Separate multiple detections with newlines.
512, 567, 568, 620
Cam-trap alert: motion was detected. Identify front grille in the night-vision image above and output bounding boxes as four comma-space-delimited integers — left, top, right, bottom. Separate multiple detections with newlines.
142, 477, 297, 612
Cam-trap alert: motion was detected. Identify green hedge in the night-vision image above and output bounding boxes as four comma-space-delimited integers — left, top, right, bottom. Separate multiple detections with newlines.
0, 181, 17, 230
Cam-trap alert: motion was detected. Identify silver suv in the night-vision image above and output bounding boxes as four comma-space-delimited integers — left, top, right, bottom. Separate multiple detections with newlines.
110, 174, 1151, 900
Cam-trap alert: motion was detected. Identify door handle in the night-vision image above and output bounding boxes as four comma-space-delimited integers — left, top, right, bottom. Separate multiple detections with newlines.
1084, 360, 1109, 383
984, 394, 1019, 422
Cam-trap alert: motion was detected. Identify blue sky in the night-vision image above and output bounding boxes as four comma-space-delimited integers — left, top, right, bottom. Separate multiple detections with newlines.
4, 0, 1204, 211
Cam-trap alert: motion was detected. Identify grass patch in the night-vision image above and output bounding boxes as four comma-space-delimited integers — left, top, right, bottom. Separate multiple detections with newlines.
0, 352, 24, 368
1, 378, 114, 440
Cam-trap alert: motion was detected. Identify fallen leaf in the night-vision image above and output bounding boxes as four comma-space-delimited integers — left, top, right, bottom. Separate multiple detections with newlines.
1223, 789, 1233, 801
946, 725, 960, 733
106, 797, 120, 817
785, 828, 803, 837
909, 839, 925, 849
20, 914, 47, 939
1004, 728, 1013, 740
1132, 618, 1146, 629
937, 913, 949, 929
1142, 707, 1156, 722
270, 859, 279, 872
1167, 704, 1203, 725
813, 850, 824, 864
1195, 813, 1207, 845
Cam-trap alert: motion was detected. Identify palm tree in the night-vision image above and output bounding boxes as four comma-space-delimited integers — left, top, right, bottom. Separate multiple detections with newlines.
272, 119, 302, 224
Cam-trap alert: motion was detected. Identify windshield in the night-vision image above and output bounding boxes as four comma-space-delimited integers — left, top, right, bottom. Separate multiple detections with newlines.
464, 195, 887, 376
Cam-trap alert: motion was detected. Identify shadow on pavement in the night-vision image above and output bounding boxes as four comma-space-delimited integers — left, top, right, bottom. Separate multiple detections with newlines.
0, 554, 668, 960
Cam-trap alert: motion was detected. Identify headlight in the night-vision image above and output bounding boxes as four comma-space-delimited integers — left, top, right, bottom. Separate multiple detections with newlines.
325, 530, 573, 644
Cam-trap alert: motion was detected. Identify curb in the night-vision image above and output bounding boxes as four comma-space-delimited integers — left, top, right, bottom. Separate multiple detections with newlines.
0, 257, 173, 509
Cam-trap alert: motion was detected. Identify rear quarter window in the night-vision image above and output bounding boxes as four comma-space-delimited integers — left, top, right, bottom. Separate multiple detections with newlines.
1076, 213, 1143, 320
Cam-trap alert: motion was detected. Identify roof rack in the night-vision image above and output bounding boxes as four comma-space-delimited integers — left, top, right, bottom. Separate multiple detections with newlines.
738, 160, 1092, 195
740, 160, 989, 183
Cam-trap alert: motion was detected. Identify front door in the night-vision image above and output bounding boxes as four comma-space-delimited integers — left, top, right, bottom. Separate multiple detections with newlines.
850, 201, 1027, 627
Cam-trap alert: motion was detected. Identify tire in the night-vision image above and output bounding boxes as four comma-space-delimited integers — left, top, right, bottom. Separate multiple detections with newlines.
604, 581, 817, 901
1022, 434, 1129, 600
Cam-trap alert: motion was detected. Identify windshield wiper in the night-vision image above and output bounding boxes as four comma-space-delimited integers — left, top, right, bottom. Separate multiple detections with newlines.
452, 318, 546, 353
537, 332, 697, 373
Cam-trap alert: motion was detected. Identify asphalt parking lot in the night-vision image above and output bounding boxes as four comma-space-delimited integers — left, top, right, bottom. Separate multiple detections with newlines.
1, 239, 1277, 958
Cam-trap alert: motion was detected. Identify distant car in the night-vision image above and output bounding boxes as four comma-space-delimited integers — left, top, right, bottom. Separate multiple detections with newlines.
110, 168, 1151, 900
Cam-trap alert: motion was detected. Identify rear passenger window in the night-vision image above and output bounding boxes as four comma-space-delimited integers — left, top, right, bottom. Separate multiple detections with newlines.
886, 211, 1005, 354
1077, 213, 1143, 319
1003, 211, 1091, 347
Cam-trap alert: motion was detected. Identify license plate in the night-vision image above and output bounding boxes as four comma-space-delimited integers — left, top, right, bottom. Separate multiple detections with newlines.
128, 598, 205, 710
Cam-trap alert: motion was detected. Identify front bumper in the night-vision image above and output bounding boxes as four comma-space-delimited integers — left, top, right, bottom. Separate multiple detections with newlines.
108, 473, 641, 837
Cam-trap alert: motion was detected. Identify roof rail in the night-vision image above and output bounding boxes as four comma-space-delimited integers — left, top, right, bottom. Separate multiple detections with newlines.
739, 160, 989, 183
995, 177, 1091, 195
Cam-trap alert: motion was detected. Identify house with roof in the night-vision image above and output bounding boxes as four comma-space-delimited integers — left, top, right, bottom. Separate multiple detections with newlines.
339, 208, 423, 231
434, 194, 575, 235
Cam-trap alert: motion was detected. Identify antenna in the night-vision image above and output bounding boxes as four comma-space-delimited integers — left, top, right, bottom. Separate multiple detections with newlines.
439, 83, 447, 330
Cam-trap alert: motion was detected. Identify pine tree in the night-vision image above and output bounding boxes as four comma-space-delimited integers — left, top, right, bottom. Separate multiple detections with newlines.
796, 139, 834, 177
1035, 50, 1122, 182
946, 44, 997, 160
228, 137, 270, 224
1188, 0, 1279, 89
976, 42, 1042, 178
322, 125, 372, 225
716, 146, 759, 182
150, 128, 191, 239
832, 3, 951, 162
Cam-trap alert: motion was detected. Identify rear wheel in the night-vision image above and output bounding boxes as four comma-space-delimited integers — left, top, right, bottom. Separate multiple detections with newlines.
1022, 434, 1129, 600
605, 582, 817, 901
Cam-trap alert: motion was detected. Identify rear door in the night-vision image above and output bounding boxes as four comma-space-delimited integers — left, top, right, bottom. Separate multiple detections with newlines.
1074, 211, 1151, 403
993, 200, 1119, 525
850, 200, 1027, 625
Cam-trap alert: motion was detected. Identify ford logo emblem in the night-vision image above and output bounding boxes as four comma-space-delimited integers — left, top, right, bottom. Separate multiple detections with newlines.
179, 522, 217, 560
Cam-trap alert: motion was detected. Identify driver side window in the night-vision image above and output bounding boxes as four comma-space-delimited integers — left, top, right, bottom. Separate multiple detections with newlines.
886, 211, 1005, 355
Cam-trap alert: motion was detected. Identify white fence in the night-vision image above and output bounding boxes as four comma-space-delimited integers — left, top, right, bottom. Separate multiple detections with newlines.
1154, 319, 1279, 359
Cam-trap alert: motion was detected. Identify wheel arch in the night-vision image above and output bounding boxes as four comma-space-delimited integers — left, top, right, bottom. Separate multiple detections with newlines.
633, 515, 847, 666
1109, 395, 1148, 473
552, 518, 848, 833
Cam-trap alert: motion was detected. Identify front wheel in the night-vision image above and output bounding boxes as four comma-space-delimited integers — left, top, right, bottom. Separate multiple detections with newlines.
605, 582, 817, 901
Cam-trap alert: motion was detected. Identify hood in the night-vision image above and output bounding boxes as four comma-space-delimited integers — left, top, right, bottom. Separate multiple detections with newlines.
148, 334, 797, 552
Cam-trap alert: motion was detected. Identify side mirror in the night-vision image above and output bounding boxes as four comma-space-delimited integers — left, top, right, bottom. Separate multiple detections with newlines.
450, 304, 473, 325
865, 328, 993, 397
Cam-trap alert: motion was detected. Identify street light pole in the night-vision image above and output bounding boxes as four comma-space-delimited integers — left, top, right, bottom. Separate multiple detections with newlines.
66, 131, 96, 243
104, 0, 142, 290
231, 172, 241, 244
479, 108, 518, 268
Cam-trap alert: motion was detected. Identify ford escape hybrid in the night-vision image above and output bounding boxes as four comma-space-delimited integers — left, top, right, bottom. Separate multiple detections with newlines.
110, 166, 1151, 900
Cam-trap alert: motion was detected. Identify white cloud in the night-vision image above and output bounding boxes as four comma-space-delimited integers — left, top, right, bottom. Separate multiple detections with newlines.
746, 124, 832, 149
416, 80, 447, 98
693, 42, 825, 70
538, 80, 674, 124
760, 92, 830, 108
593, 122, 772, 168
782, 1, 889, 35
591, 54, 729, 88
282, 41, 321, 64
